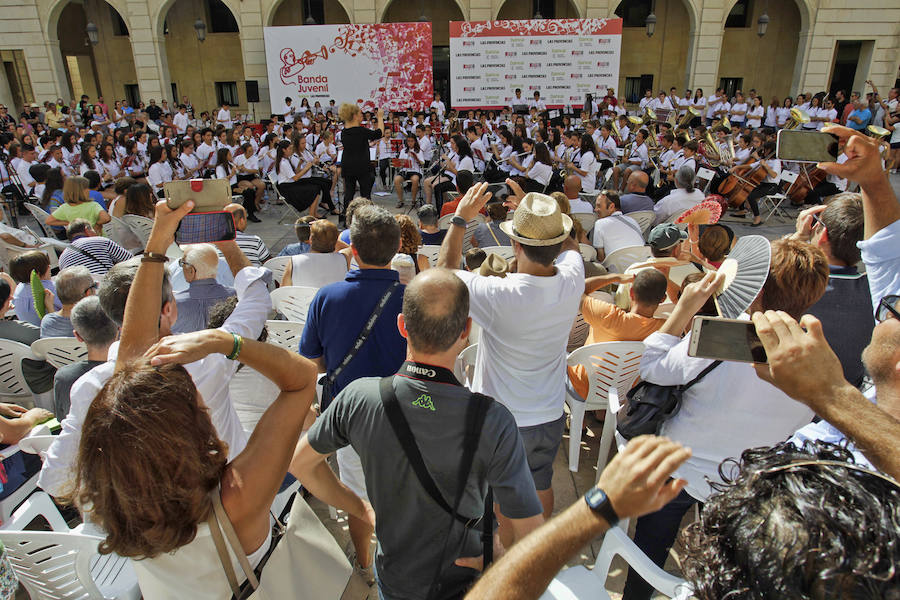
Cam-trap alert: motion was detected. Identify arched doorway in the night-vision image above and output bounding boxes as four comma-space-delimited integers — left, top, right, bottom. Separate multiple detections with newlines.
716, 0, 801, 102
269, 0, 351, 26
56, 0, 137, 102
496, 0, 580, 20
162, 0, 246, 115
381, 0, 465, 105
614, 0, 694, 107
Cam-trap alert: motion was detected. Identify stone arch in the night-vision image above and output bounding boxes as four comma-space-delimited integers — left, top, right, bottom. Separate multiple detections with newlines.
45, 0, 132, 41
153, 0, 243, 39
716, 0, 804, 101
377, 0, 467, 28
610, 0, 698, 34
495, 0, 582, 20
266, 0, 354, 26
159, 0, 246, 111
720, 0, 811, 33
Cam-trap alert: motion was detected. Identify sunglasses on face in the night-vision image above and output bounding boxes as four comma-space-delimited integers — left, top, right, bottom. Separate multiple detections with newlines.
876, 295, 900, 323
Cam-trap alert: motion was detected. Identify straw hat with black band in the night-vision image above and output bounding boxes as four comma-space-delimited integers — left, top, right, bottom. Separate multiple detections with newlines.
486, 192, 574, 246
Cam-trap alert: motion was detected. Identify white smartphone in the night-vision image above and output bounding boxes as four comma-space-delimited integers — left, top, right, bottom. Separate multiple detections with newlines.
776, 129, 839, 164
688, 316, 768, 364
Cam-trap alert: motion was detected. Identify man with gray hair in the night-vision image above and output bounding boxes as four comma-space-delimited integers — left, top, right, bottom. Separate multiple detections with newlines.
298, 204, 405, 579
52, 296, 117, 417
172, 243, 236, 334
40, 266, 96, 338
58, 219, 132, 276
653, 164, 706, 224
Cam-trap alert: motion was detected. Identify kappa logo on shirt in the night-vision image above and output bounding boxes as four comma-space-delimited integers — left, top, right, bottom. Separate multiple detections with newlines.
412, 394, 436, 412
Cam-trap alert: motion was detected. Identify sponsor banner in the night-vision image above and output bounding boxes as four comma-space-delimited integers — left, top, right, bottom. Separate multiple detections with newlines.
264, 23, 433, 112
450, 18, 622, 110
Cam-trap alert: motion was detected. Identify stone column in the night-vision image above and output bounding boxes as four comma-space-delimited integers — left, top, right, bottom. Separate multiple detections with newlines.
126, 0, 172, 101
240, 1, 269, 117
687, 5, 726, 95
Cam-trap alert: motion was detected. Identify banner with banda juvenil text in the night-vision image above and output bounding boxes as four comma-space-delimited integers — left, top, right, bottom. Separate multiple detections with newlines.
264, 23, 434, 113
449, 19, 622, 110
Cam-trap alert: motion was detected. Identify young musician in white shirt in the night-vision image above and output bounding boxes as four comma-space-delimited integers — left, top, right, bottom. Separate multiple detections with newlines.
216, 103, 233, 129
516, 142, 554, 192
746, 97, 764, 128
429, 93, 446, 120
393, 134, 424, 208
732, 140, 780, 226
803, 96, 822, 130
729, 92, 748, 127
612, 129, 650, 191
566, 134, 598, 193
195, 129, 216, 175
529, 91, 547, 112
639, 89, 653, 111
465, 126, 487, 173
235, 142, 265, 213
314, 130, 340, 202
650, 91, 674, 113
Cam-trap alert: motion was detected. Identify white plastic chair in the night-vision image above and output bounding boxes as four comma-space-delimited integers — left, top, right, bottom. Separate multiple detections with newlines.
628, 210, 656, 237
696, 166, 716, 193
30, 337, 88, 369
565, 342, 644, 476
105, 216, 141, 252
268, 173, 305, 224
567, 313, 590, 353
265, 320, 304, 351
0, 239, 59, 272
437, 213, 485, 252
478, 245, 514, 262
263, 255, 292, 285
418, 245, 442, 267
270, 286, 318, 324
571, 212, 597, 233
22, 203, 53, 237
762, 170, 800, 223
0, 339, 38, 404
1, 490, 68, 532
453, 343, 478, 387
602, 245, 651, 273
120, 214, 154, 248
538, 526, 693, 600
0, 515, 141, 600
578, 243, 598, 263
0, 446, 40, 527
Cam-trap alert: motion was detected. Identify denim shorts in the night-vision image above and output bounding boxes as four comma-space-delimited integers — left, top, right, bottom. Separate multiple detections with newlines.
518, 413, 566, 491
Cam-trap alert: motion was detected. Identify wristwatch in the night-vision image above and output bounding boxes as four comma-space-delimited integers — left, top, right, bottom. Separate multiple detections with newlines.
584, 487, 619, 526
450, 215, 467, 228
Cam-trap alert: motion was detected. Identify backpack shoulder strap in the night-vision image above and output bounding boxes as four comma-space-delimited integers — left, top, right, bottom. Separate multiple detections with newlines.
682, 360, 722, 391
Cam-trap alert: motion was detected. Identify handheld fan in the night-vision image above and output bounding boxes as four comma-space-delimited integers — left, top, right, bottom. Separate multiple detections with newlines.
715, 235, 771, 319
676, 200, 723, 225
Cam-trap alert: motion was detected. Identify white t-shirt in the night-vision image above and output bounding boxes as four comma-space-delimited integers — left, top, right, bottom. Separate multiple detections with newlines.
654, 188, 706, 223
289, 253, 348, 288
234, 153, 259, 175
216, 163, 236, 186
747, 106, 764, 128
274, 158, 296, 184
577, 151, 597, 192
216, 108, 233, 129
148, 161, 173, 189
527, 161, 553, 186
454, 250, 585, 427
592, 212, 644, 255
173, 112, 189, 134
730, 102, 748, 123
398, 148, 424, 174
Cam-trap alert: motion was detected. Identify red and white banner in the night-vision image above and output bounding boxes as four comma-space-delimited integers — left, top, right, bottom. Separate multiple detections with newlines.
264, 23, 434, 113
449, 19, 622, 110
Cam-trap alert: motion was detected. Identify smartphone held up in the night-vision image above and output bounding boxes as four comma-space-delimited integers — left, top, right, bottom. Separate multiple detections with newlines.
688, 316, 768, 364
164, 179, 236, 245
776, 129, 839, 164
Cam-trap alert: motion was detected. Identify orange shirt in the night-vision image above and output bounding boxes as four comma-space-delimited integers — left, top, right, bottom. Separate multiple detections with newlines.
440, 199, 487, 218
568, 297, 665, 399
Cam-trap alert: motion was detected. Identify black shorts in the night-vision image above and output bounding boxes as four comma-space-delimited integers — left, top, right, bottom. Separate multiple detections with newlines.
891, 141, 900, 150
399, 171, 421, 181
236, 173, 256, 183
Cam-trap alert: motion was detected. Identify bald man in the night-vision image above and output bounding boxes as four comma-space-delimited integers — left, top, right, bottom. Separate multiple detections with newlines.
224, 203, 272, 266
620, 170, 654, 214
564, 175, 594, 213
172, 243, 236, 333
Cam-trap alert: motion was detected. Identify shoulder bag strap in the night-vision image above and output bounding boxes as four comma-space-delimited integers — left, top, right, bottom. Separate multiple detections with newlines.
487, 223, 501, 246
209, 487, 261, 592
207, 489, 250, 598
325, 281, 399, 390
610, 214, 644, 238
682, 360, 722, 391
67, 241, 113, 270
379, 377, 489, 527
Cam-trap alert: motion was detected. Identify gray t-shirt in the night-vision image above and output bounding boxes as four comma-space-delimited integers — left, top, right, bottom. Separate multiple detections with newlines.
40, 313, 74, 338
308, 374, 541, 599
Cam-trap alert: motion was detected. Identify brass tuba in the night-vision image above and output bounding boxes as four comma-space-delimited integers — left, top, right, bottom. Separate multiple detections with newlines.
643, 108, 659, 151
702, 132, 722, 168
678, 106, 700, 129
610, 119, 622, 144
784, 108, 810, 130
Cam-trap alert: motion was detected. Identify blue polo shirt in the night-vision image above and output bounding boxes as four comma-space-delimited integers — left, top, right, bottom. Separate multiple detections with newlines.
300, 268, 406, 402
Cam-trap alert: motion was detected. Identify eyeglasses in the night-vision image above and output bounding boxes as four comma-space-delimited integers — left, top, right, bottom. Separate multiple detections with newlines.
875, 295, 900, 323
178, 258, 193, 269
83, 282, 98, 295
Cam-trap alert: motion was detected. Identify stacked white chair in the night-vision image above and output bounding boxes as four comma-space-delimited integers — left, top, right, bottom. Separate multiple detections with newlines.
478, 245, 514, 262
602, 246, 651, 273
120, 215, 154, 248
263, 255, 292, 284
578, 244, 598, 263
418, 245, 442, 267
627, 210, 656, 238
571, 212, 597, 233
565, 342, 644, 476
264, 320, 304, 351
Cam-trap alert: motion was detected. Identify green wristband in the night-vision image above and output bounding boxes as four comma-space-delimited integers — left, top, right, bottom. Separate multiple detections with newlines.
226, 333, 243, 360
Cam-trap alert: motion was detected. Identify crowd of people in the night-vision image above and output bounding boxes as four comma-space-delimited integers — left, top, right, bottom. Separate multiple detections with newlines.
0, 81, 896, 600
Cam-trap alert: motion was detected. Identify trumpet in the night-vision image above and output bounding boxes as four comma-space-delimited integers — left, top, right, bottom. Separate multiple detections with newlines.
784, 108, 810, 130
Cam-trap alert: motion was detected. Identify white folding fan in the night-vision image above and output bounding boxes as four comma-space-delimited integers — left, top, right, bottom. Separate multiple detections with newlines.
715, 235, 771, 319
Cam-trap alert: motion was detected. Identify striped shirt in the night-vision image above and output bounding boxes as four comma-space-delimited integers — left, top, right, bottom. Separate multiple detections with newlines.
58, 237, 133, 276
231, 232, 272, 267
